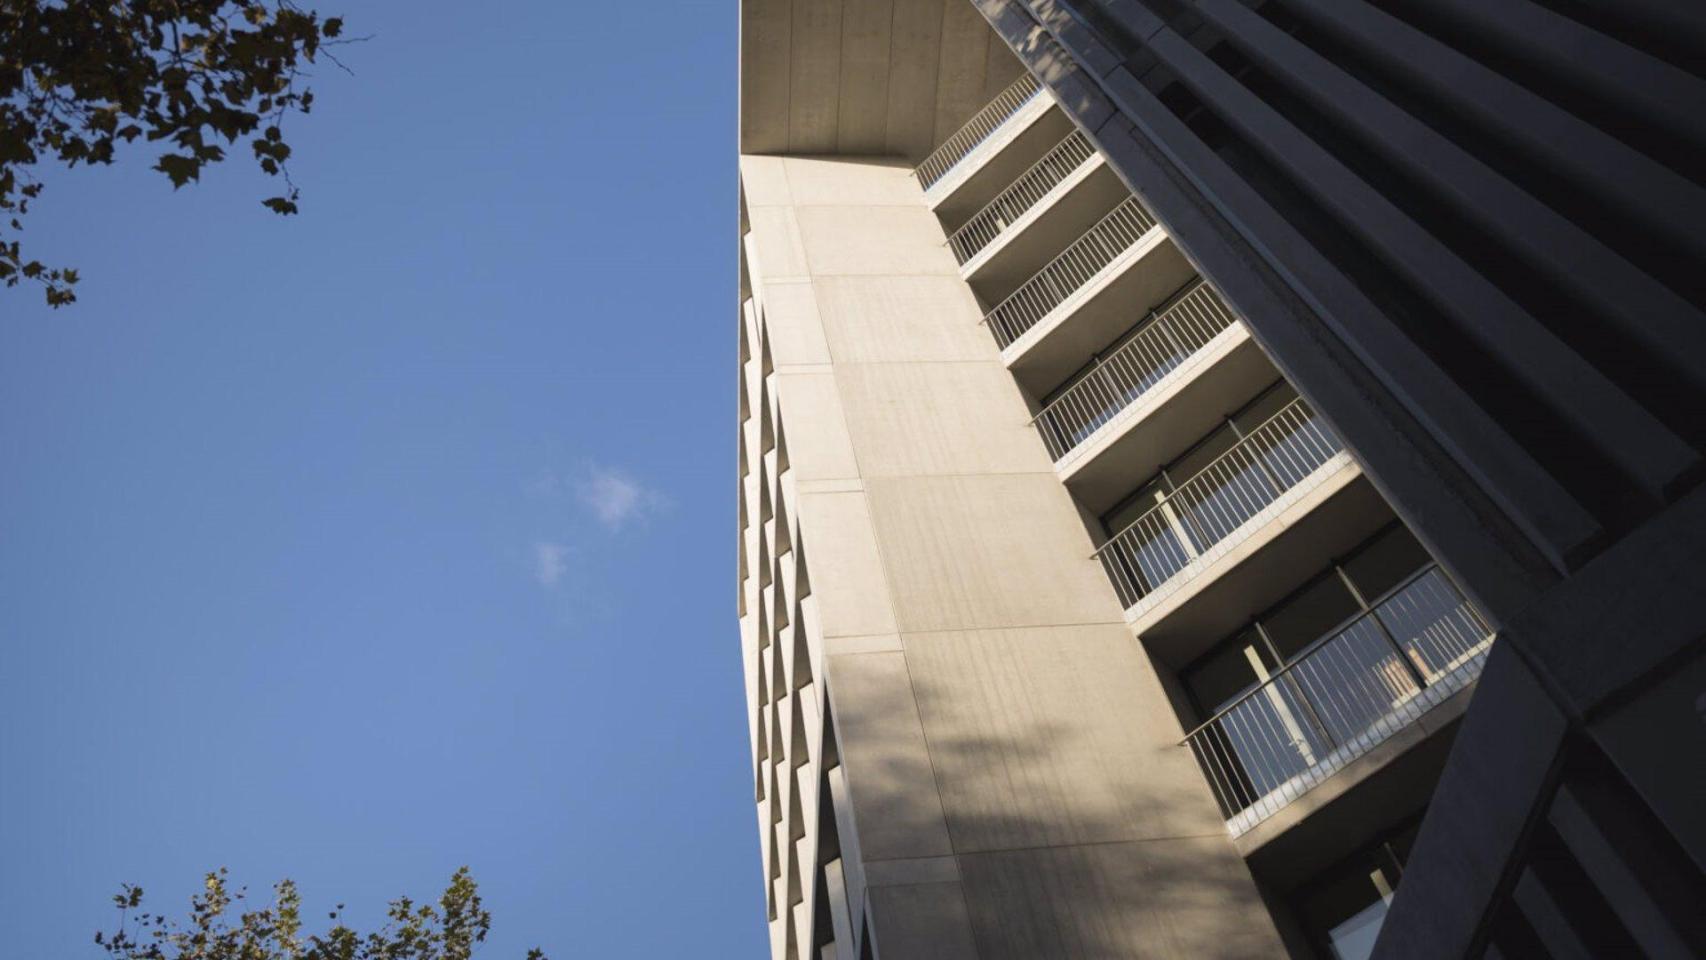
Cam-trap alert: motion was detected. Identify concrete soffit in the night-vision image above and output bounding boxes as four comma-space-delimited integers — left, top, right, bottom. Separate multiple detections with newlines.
740, 0, 1027, 161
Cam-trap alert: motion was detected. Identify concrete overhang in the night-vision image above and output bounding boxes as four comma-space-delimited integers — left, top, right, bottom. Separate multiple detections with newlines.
740, 0, 1026, 160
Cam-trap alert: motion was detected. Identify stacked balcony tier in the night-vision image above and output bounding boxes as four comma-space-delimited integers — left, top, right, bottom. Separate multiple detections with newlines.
910, 66, 1486, 860
1033, 281, 1241, 461
913, 72, 1045, 191
983, 197, 1160, 350
1183, 566, 1494, 833
1094, 397, 1345, 609
947, 130, 1098, 265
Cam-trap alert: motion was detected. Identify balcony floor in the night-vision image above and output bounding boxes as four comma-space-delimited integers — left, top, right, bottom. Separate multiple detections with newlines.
1238, 675, 1478, 891
961, 159, 1127, 306
1227, 641, 1490, 841
1001, 229, 1196, 395
1059, 325, 1277, 513
925, 96, 1070, 229
1128, 459, 1395, 663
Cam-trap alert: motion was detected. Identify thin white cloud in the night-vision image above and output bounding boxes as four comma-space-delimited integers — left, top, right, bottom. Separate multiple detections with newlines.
576, 465, 664, 530
533, 541, 569, 587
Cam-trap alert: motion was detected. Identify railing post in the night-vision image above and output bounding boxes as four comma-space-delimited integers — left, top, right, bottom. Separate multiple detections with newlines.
1091, 356, 1122, 421
1154, 495, 1202, 562
1155, 302, 1194, 361
1245, 404, 1302, 498
1336, 565, 1432, 690
1147, 473, 1207, 556
1254, 622, 1340, 753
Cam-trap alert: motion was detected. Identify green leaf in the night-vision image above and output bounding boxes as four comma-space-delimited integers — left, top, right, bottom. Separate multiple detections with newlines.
154, 154, 199, 188
2, 0, 351, 308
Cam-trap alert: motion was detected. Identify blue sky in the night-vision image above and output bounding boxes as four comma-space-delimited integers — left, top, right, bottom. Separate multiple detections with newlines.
0, 2, 763, 956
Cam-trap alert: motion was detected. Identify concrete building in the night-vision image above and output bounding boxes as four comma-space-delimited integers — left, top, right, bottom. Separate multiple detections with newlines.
736, 2, 1706, 958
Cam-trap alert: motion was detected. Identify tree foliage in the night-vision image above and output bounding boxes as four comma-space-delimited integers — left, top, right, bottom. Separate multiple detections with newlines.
94, 867, 546, 960
1, 1, 351, 307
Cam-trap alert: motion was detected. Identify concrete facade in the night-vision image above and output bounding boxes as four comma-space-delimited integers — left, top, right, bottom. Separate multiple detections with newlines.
739, 154, 1289, 958
728, 3, 1636, 958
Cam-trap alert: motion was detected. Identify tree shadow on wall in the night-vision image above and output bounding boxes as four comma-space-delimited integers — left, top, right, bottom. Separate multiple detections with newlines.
830, 641, 1287, 960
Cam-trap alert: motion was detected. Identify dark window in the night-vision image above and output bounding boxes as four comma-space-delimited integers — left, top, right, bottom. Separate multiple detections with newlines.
1261, 573, 1361, 661
1294, 818, 1422, 960
1182, 626, 1275, 717
1342, 525, 1431, 602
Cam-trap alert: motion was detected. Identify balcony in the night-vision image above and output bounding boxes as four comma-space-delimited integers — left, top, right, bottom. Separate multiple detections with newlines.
983, 197, 1162, 349
1033, 281, 1242, 463
949, 140, 1133, 312
914, 71, 1047, 192
1183, 566, 1495, 835
949, 130, 1098, 265
1093, 396, 1348, 613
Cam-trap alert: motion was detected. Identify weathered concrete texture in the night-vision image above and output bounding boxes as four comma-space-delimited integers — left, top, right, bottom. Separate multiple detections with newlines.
956, 836, 1284, 959
834, 362, 1047, 477
794, 490, 897, 639
812, 275, 992, 363
867, 881, 982, 959
741, 153, 1287, 958
902, 623, 1227, 850
864, 473, 1118, 633
826, 650, 955, 862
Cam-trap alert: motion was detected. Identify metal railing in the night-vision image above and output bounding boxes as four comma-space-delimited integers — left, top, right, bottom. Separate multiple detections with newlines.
983, 196, 1159, 349
1184, 566, 1495, 827
914, 72, 1046, 190
947, 130, 1097, 264
1033, 282, 1239, 461
1094, 397, 1343, 607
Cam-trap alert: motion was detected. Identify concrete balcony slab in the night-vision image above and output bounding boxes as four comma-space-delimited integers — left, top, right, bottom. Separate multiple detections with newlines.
1129, 460, 1396, 665
1059, 325, 1279, 514
924, 97, 1073, 231
960, 159, 1127, 306
1000, 229, 1197, 396
1236, 679, 1476, 873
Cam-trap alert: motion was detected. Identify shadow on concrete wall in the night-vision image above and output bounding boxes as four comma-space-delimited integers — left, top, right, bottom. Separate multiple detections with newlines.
840, 662, 1289, 960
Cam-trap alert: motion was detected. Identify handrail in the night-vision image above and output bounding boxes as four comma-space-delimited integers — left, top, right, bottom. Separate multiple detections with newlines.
914, 72, 1046, 190
1181, 565, 1495, 824
1095, 395, 1312, 555
1179, 565, 1444, 742
947, 129, 1097, 264
1031, 281, 1238, 460
982, 196, 1159, 349
1092, 396, 1344, 607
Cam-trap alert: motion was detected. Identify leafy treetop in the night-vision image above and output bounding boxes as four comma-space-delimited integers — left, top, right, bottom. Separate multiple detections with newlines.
95, 866, 546, 960
1, 1, 351, 307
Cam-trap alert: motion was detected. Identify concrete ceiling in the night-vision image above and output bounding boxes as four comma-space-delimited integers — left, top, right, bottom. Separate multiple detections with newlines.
740, 0, 1027, 161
